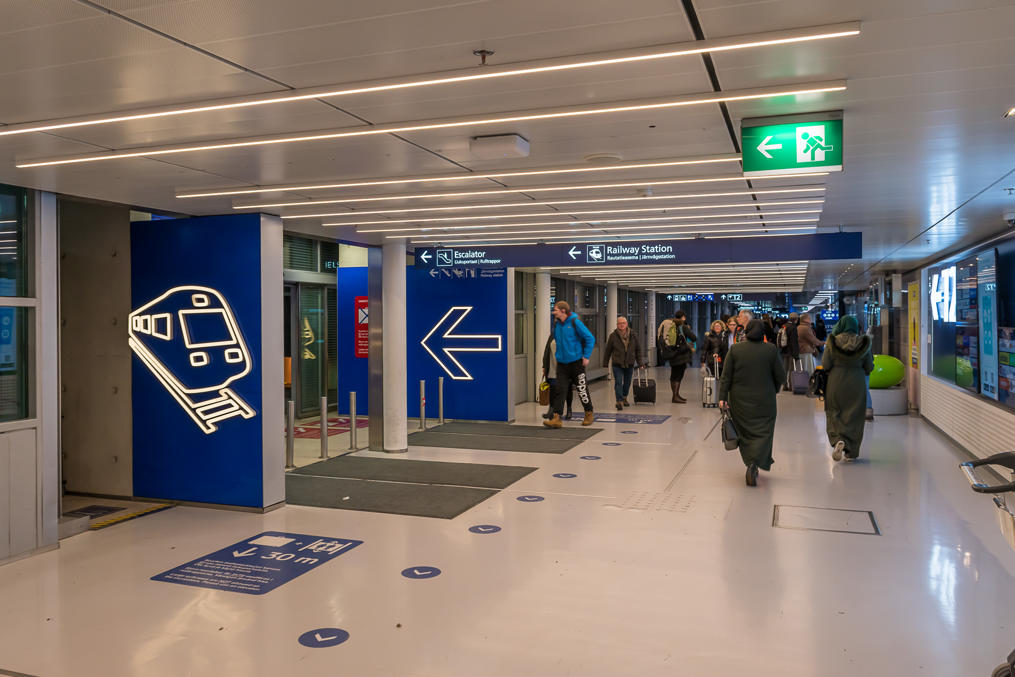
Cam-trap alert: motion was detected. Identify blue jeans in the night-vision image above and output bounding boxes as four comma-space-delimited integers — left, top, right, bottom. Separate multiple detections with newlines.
866, 373, 872, 408
613, 366, 633, 401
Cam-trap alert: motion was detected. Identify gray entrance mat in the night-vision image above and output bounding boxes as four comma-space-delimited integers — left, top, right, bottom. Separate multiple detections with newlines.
291, 455, 536, 489
433, 422, 601, 440
408, 431, 584, 454
285, 474, 497, 519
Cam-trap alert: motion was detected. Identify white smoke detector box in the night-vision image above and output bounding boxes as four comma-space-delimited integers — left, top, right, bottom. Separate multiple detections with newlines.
470, 134, 530, 160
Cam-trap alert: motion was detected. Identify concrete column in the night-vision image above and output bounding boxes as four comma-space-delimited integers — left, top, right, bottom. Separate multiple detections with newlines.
535, 272, 551, 394
647, 291, 657, 367
382, 240, 407, 453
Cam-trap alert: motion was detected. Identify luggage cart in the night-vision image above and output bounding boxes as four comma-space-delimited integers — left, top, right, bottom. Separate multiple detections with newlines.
959, 452, 1015, 677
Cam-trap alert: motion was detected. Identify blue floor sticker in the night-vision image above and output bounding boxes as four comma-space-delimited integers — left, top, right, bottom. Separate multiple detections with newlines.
580, 455, 602, 460
620, 430, 638, 434
517, 495, 545, 502
591, 413, 670, 424
553, 473, 577, 478
402, 566, 441, 579
299, 628, 350, 648
469, 525, 502, 534
152, 531, 363, 595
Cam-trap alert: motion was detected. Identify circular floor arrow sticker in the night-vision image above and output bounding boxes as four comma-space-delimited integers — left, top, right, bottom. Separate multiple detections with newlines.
553, 473, 577, 479
517, 495, 545, 502
602, 442, 622, 446
299, 628, 350, 648
469, 525, 502, 534
580, 455, 602, 460
401, 566, 442, 579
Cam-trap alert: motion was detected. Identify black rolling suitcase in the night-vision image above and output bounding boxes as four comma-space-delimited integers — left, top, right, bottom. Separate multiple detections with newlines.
633, 367, 656, 404
790, 358, 810, 395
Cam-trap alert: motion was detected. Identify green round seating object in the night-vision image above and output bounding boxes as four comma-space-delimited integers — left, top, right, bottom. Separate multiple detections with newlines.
869, 354, 905, 389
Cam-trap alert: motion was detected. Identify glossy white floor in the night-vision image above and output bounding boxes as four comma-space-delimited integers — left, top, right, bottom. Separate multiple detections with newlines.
1, 368, 1013, 676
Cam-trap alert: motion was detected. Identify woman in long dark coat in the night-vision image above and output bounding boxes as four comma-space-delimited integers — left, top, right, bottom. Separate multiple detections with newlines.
718, 319, 787, 486
822, 315, 874, 462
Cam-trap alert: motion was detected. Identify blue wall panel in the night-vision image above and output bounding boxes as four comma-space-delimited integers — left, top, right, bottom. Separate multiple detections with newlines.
335, 267, 368, 415
407, 267, 509, 422
131, 214, 264, 507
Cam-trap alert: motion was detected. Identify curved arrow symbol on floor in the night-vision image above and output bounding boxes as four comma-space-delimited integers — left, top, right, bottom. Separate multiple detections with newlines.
298, 628, 350, 648
402, 566, 442, 579
469, 525, 502, 534
421, 306, 502, 380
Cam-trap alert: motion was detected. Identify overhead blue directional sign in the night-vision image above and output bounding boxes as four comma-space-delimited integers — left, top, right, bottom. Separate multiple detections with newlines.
152, 531, 362, 595
414, 233, 861, 269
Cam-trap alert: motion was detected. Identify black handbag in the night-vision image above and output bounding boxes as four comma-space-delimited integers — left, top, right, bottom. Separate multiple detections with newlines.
720, 407, 739, 451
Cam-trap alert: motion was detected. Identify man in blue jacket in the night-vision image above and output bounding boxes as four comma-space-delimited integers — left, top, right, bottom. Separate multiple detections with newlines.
544, 300, 596, 428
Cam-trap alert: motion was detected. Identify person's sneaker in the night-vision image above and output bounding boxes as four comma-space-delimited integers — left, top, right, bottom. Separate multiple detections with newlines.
865, 408, 875, 422
745, 463, 758, 486
674, 395, 687, 404
832, 440, 845, 462
622, 398, 630, 407
582, 411, 595, 426
543, 414, 562, 428
564, 409, 573, 420
541, 411, 552, 419
615, 400, 623, 411
843, 455, 858, 463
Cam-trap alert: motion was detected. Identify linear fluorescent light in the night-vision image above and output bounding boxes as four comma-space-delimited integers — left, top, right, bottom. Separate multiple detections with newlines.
182, 155, 741, 199
329, 200, 823, 228
4, 23, 859, 140
17, 82, 847, 168
408, 224, 817, 242
0, 221, 15, 225
402, 218, 817, 238
241, 173, 828, 209
357, 211, 822, 233
275, 187, 825, 218
1005, 106, 1015, 118
416, 226, 816, 246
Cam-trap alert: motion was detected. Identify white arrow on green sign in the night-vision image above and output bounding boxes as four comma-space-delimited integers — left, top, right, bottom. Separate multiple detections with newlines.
741, 119, 843, 177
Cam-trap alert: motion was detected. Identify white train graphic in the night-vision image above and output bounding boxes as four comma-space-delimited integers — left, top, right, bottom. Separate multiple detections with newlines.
128, 285, 256, 433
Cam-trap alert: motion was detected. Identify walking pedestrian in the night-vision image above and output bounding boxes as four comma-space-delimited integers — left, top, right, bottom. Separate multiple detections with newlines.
544, 301, 595, 428
734, 309, 754, 343
779, 313, 801, 391
541, 335, 574, 420
703, 320, 727, 375
657, 310, 697, 403
797, 312, 825, 373
822, 315, 874, 462
603, 316, 646, 410
718, 319, 787, 486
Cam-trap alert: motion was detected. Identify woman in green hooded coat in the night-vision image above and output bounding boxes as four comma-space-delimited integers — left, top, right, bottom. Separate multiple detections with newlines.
718, 319, 787, 486
821, 315, 874, 462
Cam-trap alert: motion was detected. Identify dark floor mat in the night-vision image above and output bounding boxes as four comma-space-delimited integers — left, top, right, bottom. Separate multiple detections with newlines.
407, 431, 582, 453
432, 422, 601, 440
292, 456, 536, 489
285, 474, 497, 519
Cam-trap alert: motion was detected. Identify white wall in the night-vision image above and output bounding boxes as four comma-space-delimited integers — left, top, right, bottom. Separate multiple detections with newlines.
921, 376, 1015, 461
260, 215, 285, 507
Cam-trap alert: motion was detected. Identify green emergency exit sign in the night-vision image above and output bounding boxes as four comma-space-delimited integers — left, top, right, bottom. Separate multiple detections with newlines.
741, 118, 843, 177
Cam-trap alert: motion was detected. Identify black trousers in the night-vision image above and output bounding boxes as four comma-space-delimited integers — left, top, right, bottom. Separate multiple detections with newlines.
553, 360, 593, 414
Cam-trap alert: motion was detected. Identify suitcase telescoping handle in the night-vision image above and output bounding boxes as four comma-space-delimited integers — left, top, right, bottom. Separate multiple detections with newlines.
714, 354, 720, 374
960, 452, 1015, 494
638, 365, 649, 386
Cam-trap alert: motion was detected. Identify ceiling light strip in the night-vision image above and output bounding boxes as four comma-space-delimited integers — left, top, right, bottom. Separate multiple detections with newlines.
182, 155, 741, 199
3, 23, 859, 140
312, 199, 824, 226
273, 187, 825, 218
240, 173, 828, 209
369, 217, 820, 238
410, 226, 817, 244
16, 82, 847, 168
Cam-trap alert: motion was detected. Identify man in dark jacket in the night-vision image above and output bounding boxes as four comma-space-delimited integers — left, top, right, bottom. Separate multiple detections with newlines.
544, 301, 596, 428
602, 316, 646, 410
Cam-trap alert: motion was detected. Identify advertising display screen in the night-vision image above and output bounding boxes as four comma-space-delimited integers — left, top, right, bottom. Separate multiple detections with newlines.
954, 256, 979, 392
929, 264, 957, 382
978, 250, 999, 400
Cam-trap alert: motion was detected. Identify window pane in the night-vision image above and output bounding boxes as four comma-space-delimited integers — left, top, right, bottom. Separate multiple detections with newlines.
284, 235, 316, 271
515, 313, 525, 355
0, 184, 28, 297
319, 241, 340, 272
0, 307, 28, 421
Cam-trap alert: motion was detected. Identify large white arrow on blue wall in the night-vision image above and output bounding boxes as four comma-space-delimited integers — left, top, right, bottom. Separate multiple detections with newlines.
421, 306, 503, 380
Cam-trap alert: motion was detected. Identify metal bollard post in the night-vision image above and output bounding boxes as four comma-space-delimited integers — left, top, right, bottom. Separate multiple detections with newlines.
319, 396, 329, 459
419, 380, 426, 431
285, 400, 296, 469
438, 376, 445, 425
349, 391, 358, 451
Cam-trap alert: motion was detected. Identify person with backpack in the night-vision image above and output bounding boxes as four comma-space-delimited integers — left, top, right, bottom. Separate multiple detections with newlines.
718, 319, 787, 486
657, 310, 697, 403
602, 316, 646, 410
779, 313, 801, 391
541, 334, 574, 420
544, 301, 596, 428
822, 315, 874, 462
